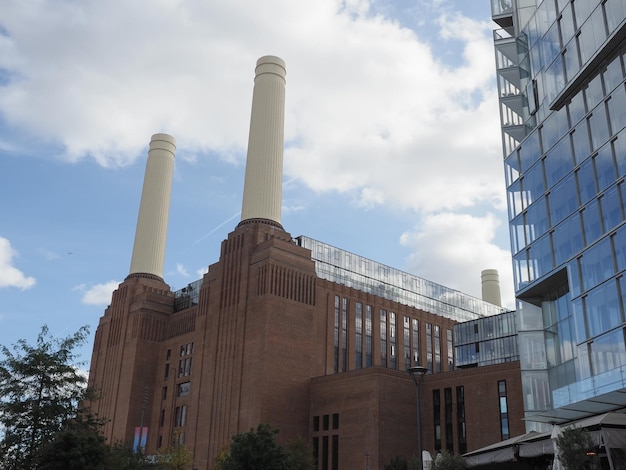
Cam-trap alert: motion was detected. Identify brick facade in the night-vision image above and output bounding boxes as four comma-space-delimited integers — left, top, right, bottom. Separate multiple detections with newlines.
88, 221, 523, 470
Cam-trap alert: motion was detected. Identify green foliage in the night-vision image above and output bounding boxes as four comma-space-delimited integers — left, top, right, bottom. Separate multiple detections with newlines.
431, 450, 466, 470
284, 436, 316, 470
158, 430, 193, 470
216, 424, 288, 470
556, 426, 596, 470
0, 325, 90, 470
36, 415, 109, 470
216, 424, 315, 470
107, 442, 152, 470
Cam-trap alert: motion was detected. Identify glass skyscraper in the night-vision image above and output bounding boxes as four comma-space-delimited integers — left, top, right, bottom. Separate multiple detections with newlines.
492, 0, 626, 429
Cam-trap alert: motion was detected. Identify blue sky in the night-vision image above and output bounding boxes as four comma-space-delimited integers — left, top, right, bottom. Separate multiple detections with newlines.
0, 0, 513, 364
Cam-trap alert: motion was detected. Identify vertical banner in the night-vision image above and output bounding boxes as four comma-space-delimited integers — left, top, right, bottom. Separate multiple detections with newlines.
140, 427, 149, 449
133, 427, 149, 452
133, 427, 141, 452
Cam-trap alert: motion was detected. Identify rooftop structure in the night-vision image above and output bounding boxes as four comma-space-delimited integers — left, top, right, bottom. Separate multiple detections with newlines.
296, 236, 507, 322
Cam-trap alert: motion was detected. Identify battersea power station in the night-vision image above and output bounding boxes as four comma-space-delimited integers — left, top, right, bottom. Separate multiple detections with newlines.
87, 56, 524, 470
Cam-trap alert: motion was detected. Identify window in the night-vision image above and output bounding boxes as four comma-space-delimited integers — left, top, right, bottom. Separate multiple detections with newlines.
334, 296, 340, 373
426, 324, 433, 371
433, 389, 441, 450
162, 387, 167, 400
412, 319, 419, 365
332, 413, 339, 430
445, 388, 453, 452
447, 330, 454, 371
314, 416, 320, 432
404, 317, 411, 370
164, 363, 170, 379
332, 435, 339, 470
381, 310, 388, 367
356, 303, 363, 369
390, 312, 397, 369
365, 305, 373, 367
498, 381, 510, 439
457, 386, 467, 454
178, 382, 190, 397
175, 406, 188, 427
341, 298, 348, 372
178, 357, 192, 377
323, 414, 329, 431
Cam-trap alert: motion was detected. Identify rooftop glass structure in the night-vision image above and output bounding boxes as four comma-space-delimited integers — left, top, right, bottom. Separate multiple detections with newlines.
455, 310, 519, 368
492, 0, 626, 428
296, 235, 507, 322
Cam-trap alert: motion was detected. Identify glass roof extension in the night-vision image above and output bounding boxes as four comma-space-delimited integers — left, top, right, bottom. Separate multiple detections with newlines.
296, 235, 507, 322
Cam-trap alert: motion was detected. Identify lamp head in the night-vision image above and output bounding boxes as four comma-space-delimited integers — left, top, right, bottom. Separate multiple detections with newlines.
408, 365, 429, 376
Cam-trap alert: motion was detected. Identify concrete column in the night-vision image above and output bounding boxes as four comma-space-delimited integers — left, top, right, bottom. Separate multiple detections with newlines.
240, 55, 286, 226
129, 133, 176, 279
481, 269, 502, 307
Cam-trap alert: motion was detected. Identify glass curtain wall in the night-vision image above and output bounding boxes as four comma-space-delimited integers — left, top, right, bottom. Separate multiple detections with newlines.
494, 0, 626, 428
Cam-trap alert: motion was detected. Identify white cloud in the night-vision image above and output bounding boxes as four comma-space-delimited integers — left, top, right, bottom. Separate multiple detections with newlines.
0, 0, 503, 213
176, 263, 190, 277
0, 237, 36, 289
400, 213, 515, 310
0, 1, 513, 305
80, 281, 120, 306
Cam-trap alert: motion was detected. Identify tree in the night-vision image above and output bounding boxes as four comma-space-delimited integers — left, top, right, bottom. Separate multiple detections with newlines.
216, 424, 288, 470
284, 436, 316, 470
158, 430, 193, 470
0, 325, 90, 470
106, 441, 153, 470
431, 450, 466, 470
556, 426, 596, 470
36, 415, 109, 470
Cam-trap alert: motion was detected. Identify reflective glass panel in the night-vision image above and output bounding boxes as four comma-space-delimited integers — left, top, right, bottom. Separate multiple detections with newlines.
594, 143, 616, 192
601, 186, 622, 231
572, 122, 591, 164
553, 214, 583, 265
586, 280, 622, 338
545, 136, 573, 187
549, 173, 579, 226
580, 237, 613, 291
582, 200, 602, 244
608, 85, 626, 136
568, 91, 586, 127
589, 109, 610, 150
577, 159, 597, 204
590, 327, 626, 375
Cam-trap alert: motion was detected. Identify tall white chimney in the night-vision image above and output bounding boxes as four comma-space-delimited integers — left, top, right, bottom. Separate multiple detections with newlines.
240, 55, 286, 226
481, 269, 502, 307
129, 133, 176, 279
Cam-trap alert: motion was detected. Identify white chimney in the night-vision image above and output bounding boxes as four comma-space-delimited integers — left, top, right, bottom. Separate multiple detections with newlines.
240, 55, 286, 226
481, 269, 502, 307
129, 133, 176, 279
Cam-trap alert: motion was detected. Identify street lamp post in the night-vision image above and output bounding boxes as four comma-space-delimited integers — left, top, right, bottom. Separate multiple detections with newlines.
408, 365, 429, 469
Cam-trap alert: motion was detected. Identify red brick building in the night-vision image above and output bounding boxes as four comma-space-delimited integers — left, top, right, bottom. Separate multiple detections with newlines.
87, 56, 524, 470
88, 219, 524, 469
